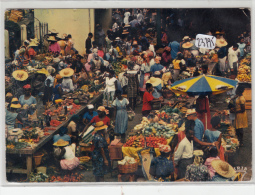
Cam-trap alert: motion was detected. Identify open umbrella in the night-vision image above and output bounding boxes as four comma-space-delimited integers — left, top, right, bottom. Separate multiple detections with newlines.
170, 75, 238, 96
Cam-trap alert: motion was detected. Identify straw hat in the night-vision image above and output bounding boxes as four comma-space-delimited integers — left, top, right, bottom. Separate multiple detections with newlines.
6, 92, 13, 98
53, 139, 69, 147
47, 36, 57, 42
29, 41, 38, 47
182, 42, 194, 49
97, 106, 109, 115
146, 77, 163, 87
10, 97, 21, 109
37, 68, 49, 76
182, 36, 190, 41
211, 160, 236, 178
12, 70, 28, 81
115, 37, 121, 41
122, 31, 129, 35
59, 68, 74, 77
186, 109, 197, 117
49, 29, 59, 34
215, 31, 222, 35
94, 121, 108, 132
132, 41, 138, 45
19, 48, 26, 54
124, 24, 131, 28
216, 39, 228, 47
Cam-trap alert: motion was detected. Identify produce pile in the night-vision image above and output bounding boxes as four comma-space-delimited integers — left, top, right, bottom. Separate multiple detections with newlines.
143, 122, 176, 139
123, 134, 167, 148
50, 173, 84, 182
29, 172, 49, 182
237, 56, 251, 82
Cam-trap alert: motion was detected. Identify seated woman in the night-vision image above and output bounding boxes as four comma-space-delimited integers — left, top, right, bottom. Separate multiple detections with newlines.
83, 104, 98, 124
211, 160, 236, 181
92, 122, 111, 182
142, 83, 163, 117
19, 84, 37, 115
146, 71, 164, 98
5, 98, 23, 130
52, 75, 63, 104
204, 146, 220, 179
53, 126, 71, 144
59, 68, 75, 93
53, 139, 80, 171
150, 144, 174, 181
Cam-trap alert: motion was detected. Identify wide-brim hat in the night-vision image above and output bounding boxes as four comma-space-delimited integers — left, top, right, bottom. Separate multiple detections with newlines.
47, 36, 57, 42
46, 66, 56, 74
53, 139, 69, 147
6, 92, 13, 98
122, 31, 129, 35
182, 36, 190, 41
182, 42, 194, 49
29, 41, 38, 47
216, 39, 228, 47
59, 68, 74, 77
48, 29, 59, 35
37, 68, 49, 76
12, 70, 28, 81
94, 121, 108, 132
10, 97, 21, 109
124, 24, 131, 28
186, 109, 197, 117
146, 77, 163, 87
211, 160, 236, 178
132, 41, 138, 45
215, 31, 222, 35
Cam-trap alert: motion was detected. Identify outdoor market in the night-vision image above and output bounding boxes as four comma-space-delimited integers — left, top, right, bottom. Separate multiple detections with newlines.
5, 8, 251, 183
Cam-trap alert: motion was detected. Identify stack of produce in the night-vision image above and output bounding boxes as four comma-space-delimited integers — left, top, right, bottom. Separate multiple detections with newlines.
143, 122, 176, 139
237, 64, 251, 82
50, 173, 83, 182
123, 135, 145, 147
145, 136, 167, 148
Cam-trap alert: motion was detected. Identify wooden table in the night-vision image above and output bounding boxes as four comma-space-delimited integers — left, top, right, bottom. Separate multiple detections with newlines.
6, 92, 103, 177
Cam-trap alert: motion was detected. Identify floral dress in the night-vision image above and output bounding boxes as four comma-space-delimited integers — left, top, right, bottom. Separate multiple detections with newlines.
92, 133, 111, 177
185, 164, 211, 181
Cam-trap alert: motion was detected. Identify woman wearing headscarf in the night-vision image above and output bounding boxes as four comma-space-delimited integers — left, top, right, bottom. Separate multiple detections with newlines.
19, 84, 37, 115
91, 122, 111, 182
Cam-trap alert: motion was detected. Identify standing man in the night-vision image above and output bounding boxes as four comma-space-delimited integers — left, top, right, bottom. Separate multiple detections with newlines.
85, 33, 93, 54
228, 43, 240, 78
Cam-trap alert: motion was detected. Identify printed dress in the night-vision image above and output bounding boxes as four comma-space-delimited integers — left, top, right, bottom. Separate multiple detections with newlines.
92, 133, 111, 176
185, 164, 211, 181
113, 98, 129, 134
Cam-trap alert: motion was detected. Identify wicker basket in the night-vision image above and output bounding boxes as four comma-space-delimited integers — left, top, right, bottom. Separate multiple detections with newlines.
118, 162, 138, 174
34, 152, 44, 166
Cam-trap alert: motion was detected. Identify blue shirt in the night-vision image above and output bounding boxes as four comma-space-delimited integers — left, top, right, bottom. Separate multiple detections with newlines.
168, 41, 180, 59
217, 46, 227, 58
194, 118, 204, 141
150, 156, 174, 178
83, 111, 98, 122
150, 63, 164, 75
53, 134, 71, 144
19, 95, 37, 106
237, 43, 246, 57
212, 174, 234, 182
204, 129, 221, 143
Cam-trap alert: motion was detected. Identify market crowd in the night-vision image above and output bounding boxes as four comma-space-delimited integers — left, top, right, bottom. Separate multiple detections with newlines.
5, 8, 250, 182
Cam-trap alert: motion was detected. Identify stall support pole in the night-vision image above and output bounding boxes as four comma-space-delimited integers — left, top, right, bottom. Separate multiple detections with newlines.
26, 155, 33, 177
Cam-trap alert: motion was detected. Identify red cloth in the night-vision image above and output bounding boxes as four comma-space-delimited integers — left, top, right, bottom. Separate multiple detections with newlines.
142, 91, 154, 111
196, 96, 212, 130
98, 50, 104, 58
28, 48, 36, 57
23, 84, 31, 89
91, 115, 111, 126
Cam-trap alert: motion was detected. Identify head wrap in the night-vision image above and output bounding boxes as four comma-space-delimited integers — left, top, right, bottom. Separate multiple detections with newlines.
158, 143, 171, 153
97, 106, 109, 115
23, 84, 31, 89
87, 104, 94, 109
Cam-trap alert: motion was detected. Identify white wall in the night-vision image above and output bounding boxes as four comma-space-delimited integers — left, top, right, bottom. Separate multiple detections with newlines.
34, 9, 95, 55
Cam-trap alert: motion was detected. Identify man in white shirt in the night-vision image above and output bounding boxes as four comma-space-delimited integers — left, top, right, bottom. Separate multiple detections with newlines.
174, 130, 194, 179
228, 43, 240, 76
137, 10, 144, 24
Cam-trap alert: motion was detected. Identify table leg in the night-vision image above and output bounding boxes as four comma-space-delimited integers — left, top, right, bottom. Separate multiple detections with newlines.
26, 155, 33, 177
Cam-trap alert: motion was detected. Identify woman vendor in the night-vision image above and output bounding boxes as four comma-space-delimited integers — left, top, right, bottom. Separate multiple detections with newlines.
53, 126, 71, 144
103, 70, 118, 108
19, 84, 37, 113
5, 98, 23, 130
92, 121, 111, 182
52, 74, 63, 103
67, 115, 81, 145
196, 95, 212, 130
113, 90, 129, 143
53, 139, 80, 171
43, 66, 55, 107
142, 83, 163, 117
146, 71, 164, 98
48, 36, 61, 55
149, 144, 174, 181
83, 104, 98, 124
59, 68, 75, 93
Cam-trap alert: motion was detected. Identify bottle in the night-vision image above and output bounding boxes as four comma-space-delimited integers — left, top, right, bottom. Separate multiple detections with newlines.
64, 106, 68, 115
45, 114, 51, 126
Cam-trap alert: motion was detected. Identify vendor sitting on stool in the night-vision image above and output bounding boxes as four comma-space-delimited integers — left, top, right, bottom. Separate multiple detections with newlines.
53, 139, 80, 171
150, 144, 174, 181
